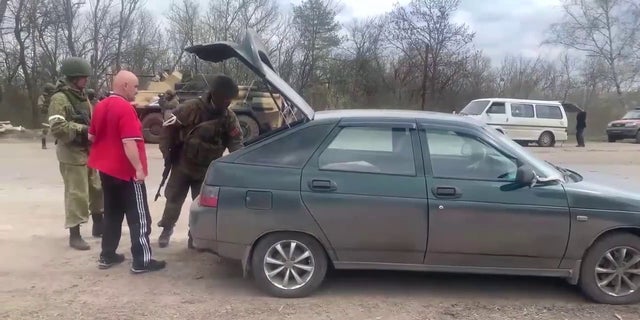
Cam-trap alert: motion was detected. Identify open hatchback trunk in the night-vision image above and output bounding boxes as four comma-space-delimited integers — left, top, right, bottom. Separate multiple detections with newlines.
561, 102, 584, 113
184, 29, 315, 131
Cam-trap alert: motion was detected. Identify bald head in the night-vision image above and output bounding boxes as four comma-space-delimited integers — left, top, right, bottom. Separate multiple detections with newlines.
112, 70, 139, 101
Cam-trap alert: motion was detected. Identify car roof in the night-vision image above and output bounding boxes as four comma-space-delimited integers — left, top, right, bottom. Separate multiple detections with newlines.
471, 98, 563, 105
313, 109, 482, 125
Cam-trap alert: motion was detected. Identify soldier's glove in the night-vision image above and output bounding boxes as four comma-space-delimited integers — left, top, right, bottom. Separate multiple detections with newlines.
73, 126, 89, 147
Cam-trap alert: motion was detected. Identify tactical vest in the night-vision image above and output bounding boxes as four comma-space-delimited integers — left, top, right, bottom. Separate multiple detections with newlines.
49, 86, 92, 165
59, 88, 92, 126
180, 105, 232, 168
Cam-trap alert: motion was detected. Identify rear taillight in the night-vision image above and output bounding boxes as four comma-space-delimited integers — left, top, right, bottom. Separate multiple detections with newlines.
199, 185, 220, 207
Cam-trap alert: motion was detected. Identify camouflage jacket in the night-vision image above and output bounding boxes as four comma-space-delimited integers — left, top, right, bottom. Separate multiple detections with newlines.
48, 80, 92, 165
160, 97, 243, 178
160, 96, 179, 111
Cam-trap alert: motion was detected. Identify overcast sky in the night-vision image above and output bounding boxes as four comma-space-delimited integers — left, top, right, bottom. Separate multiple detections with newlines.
149, 0, 566, 63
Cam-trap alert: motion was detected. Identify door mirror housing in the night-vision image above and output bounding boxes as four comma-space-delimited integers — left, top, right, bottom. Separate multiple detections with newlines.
515, 164, 537, 187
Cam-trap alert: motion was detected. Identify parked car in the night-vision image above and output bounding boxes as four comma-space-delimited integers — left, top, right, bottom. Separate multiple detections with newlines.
606, 107, 640, 143
459, 98, 575, 147
186, 30, 640, 305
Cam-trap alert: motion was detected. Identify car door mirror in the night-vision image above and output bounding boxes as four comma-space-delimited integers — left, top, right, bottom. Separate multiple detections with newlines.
515, 164, 537, 187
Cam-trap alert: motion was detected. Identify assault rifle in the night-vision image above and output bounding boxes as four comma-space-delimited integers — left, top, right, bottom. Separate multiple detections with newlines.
154, 144, 182, 201
154, 155, 172, 201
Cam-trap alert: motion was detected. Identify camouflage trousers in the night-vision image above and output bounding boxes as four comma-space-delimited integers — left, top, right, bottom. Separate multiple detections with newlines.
157, 167, 203, 229
58, 163, 103, 228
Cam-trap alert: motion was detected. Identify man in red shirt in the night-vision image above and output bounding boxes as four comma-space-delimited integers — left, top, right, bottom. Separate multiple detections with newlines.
88, 70, 166, 273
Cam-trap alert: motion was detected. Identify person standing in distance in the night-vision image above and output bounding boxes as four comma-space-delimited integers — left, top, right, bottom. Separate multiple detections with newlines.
48, 57, 104, 250
88, 70, 166, 273
157, 74, 244, 248
576, 110, 587, 147
38, 82, 56, 149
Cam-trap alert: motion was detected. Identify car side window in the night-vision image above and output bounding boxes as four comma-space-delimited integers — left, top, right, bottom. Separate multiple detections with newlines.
535, 105, 563, 119
511, 103, 535, 118
425, 129, 518, 181
487, 102, 506, 114
235, 124, 334, 168
318, 126, 416, 175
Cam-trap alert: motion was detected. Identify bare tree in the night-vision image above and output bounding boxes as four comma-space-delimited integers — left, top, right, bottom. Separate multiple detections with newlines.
291, 0, 342, 94
10, 0, 39, 125
114, 0, 144, 70
58, 0, 86, 57
87, 0, 118, 89
545, 0, 640, 108
166, 0, 201, 73
0, 0, 8, 26
388, 0, 475, 110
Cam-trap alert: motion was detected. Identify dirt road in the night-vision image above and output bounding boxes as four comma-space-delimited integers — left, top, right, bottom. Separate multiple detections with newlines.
2, 140, 640, 319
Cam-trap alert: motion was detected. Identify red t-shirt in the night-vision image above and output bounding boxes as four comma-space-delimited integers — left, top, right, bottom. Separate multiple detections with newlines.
88, 95, 148, 181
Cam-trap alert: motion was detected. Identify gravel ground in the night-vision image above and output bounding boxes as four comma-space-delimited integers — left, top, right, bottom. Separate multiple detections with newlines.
1, 140, 640, 319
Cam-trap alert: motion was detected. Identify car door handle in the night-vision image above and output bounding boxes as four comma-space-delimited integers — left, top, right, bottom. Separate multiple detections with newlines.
432, 186, 462, 199
309, 179, 337, 192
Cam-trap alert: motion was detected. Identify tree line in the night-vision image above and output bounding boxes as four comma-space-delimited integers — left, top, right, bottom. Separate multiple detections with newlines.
1, 0, 639, 137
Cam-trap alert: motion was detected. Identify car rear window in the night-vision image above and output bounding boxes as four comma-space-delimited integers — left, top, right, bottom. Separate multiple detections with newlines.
535, 105, 563, 119
234, 123, 334, 168
318, 126, 415, 176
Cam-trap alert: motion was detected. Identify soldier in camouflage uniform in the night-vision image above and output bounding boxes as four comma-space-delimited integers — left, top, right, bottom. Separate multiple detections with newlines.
48, 57, 104, 250
160, 89, 179, 121
157, 74, 244, 248
38, 83, 56, 149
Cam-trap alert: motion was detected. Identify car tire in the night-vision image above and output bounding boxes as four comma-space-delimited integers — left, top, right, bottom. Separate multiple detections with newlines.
608, 136, 616, 143
578, 232, 640, 304
251, 232, 328, 298
635, 131, 640, 144
237, 114, 260, 142
141, 112, 164, 144
537, 131, 555, 147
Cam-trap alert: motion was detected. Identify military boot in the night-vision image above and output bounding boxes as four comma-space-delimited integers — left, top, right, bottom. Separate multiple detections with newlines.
69, 225, 90, 250
158, 227, 173, 248
91, 213, 103, 238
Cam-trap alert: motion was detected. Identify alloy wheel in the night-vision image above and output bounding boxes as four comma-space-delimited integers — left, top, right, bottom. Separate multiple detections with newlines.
595, 246, 640, 297
263, 240, 315, 290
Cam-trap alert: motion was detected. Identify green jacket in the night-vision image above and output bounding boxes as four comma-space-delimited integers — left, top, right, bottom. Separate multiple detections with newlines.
48, 80, 92, 165
159, 98, 244, 179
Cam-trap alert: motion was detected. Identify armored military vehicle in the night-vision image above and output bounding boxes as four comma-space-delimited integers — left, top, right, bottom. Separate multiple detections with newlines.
132, 71, 285, 143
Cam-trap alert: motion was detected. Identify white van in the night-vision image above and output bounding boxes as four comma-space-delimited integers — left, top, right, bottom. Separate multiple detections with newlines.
459, 98, 568, 147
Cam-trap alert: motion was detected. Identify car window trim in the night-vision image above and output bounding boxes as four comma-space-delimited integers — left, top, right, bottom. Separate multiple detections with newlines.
337, 120, 417, 129
416, 123, 520, 181
308, 121, 421, 177
233, 121, 338, 169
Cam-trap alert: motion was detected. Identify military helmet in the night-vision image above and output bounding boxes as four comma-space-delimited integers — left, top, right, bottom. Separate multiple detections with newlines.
205, 74, 239, 100
60, 57, 91, 78
165, 89, 175, 96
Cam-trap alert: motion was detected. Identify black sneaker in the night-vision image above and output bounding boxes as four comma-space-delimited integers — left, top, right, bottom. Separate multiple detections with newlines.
98, 253, 125, 269
130, 259, 167, 274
